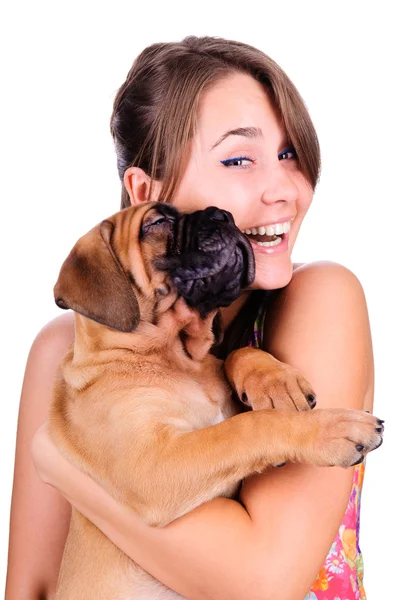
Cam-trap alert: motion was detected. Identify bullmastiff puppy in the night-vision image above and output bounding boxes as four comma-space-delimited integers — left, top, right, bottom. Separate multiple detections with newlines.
49, 202, 384, 599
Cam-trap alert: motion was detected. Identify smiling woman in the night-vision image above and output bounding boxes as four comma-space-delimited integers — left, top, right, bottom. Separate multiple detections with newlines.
163, 71, 314, 292
6, 35, 378, 600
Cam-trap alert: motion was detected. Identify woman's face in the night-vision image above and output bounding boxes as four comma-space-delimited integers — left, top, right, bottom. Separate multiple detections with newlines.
172, 72, 313, 291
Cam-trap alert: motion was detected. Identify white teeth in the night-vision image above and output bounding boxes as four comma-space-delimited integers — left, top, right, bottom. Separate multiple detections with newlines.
242, 220, 292, 236
256, 237, 283, 248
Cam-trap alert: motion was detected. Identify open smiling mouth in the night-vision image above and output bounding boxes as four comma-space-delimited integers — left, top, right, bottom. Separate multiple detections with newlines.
241, 219, 292, 248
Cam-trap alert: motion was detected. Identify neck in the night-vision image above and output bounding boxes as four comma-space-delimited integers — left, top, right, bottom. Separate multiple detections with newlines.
73, 306, 216, 366
219, 291, 251, 331
73, 314, 137, 356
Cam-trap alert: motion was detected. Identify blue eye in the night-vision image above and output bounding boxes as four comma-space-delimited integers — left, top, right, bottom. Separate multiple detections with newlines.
220, 156, 254, 167
278, 147, 297, 160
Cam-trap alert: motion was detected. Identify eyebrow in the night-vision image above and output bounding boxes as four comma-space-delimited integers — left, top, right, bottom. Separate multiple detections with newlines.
211, 126, 263, 150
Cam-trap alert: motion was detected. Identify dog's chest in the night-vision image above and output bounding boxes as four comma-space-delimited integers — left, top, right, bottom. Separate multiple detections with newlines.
178, 361, 233, 429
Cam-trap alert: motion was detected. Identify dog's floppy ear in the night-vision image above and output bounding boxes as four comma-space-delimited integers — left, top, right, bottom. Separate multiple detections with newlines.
54, 220, 140, 332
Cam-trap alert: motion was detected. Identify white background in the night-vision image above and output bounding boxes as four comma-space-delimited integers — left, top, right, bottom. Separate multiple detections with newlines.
1, 0, 396, 596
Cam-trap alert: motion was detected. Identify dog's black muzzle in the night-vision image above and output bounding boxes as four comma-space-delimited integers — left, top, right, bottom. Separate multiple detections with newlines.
157, 206, 255, 315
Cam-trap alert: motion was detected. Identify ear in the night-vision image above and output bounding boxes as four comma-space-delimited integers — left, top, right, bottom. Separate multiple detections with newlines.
54, 220, 140, 332
123, 167, 162, 206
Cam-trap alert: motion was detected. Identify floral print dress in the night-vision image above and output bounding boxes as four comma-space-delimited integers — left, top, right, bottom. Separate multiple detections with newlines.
304, 461, 366, 599
249, 308, 367, 600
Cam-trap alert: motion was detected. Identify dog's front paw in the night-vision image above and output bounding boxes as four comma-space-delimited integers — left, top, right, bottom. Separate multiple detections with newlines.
242, 363, 316, 412
296, 409, 384, 467
224, 347, 316, 412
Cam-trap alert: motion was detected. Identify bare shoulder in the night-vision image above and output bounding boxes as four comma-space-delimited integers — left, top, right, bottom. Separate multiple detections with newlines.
272, 260, 368, 331
22, 312, 75, 414
22, 313, 75, 406
33, 312, 75, 355
291, 259, 365, 293
264, 261, 373, 411
22, 313, 75, 412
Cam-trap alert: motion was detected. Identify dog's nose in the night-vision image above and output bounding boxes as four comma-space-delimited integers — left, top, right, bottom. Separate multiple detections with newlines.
207, 207, 232, 223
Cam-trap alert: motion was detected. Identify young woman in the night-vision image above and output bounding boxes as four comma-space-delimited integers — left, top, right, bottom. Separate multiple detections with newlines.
6, 36, 375, 600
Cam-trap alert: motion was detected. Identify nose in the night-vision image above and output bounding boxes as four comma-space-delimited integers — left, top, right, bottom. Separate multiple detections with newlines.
206, 207, 234, 224
260, 163, 298, 207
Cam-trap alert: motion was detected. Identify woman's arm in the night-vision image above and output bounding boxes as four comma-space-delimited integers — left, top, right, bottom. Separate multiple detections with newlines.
5, 314, 75, 600
32, 262, 376, 600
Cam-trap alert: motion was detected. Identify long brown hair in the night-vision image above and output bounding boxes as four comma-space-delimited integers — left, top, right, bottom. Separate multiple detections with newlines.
110, 36, 321, 209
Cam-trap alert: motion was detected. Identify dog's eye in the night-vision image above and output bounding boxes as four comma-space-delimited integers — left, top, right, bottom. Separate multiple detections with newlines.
141, 216, 168, 236
150, 217, 167, 227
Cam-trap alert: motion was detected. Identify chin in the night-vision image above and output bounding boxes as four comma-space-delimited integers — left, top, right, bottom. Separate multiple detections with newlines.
251, 261, 293, 291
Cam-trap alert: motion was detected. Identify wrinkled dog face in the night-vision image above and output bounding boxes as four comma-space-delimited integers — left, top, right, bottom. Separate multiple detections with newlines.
153, 205, 255, 315
54, 202, 255, 333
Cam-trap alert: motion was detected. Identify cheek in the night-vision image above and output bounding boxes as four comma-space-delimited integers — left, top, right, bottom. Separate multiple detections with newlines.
296, 177, 314, 216
172, 193, 211, 214
299, 193, 313, 217
287, 180, 313, 248
173, 169, 249, 222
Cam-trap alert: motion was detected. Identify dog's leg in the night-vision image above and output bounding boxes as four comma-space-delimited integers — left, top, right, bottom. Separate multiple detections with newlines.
120, 407, 383, 526
224, 346, 316, 411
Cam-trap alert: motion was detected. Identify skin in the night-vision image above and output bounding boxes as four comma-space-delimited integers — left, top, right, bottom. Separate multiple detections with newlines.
171, 74, 312, 292
5, 72, 375, 600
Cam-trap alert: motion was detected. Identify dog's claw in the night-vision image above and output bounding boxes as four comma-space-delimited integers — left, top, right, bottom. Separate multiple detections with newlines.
306, 394, 317, 409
